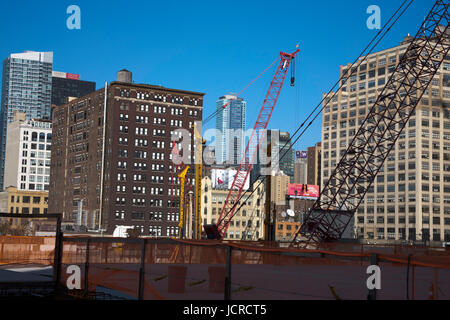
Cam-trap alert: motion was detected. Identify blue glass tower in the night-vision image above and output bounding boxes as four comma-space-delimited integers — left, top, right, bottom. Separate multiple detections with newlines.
215, 94, 246, 165
0, 51, 53, 190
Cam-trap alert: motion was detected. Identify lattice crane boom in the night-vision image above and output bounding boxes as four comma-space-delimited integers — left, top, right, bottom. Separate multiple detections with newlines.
204, 49, 300, 240
292, 0, 450, 247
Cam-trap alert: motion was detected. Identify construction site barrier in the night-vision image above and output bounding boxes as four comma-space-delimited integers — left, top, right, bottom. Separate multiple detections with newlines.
2, 235, 450, 300
0, 236, 55, 265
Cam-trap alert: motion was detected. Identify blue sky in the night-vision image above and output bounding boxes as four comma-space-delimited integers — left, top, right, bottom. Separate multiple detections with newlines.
0, 0, 433, 151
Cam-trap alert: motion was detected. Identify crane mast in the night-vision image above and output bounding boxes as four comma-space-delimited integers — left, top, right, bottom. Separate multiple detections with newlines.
205, 49, 300, 240
291, 0, 450, 246
177, 166, 189, 238
193, 122, 205, 239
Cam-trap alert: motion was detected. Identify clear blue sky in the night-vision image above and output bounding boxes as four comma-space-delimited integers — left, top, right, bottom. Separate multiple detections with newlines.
0, 0, 433, 151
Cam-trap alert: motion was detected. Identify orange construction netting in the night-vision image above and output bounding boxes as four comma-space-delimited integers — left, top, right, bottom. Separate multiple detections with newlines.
2, 236, 450, 300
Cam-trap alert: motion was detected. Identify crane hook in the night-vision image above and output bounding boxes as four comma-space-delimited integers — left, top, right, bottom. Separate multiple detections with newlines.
290, 55, 296, 87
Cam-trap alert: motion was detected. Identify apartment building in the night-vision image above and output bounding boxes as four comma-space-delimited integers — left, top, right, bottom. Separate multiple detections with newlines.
322, 35, 450, 243
0, 51, 53, 190
202, 176, 265, 240
49, 70, 204, 235
215, 94, 247, 165
4, 111, 52, 191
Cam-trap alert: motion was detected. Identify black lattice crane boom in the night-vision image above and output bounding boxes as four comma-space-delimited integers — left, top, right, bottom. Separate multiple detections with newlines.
291, 0, 450, 247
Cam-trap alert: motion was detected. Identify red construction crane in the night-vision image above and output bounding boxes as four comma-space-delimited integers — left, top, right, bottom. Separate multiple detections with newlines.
204, 48, 300, 240
291, 0, 450, 247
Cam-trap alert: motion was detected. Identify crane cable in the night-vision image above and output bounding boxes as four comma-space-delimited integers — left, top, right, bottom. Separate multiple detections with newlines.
216, 0, 414, 229
203, 56, 281, 125
218, 0, 413, 227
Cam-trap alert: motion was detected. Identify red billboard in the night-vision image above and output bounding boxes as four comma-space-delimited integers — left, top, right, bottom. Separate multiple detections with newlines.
288, 184, 319, 200
66, 73, 80, 80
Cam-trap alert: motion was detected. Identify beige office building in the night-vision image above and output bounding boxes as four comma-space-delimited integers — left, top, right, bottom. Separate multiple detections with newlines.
4, 111, 52, 192
270, 171, 290, 206
322, 35, 450, 243
0, 186, 48, 224
202, 176, 265, 240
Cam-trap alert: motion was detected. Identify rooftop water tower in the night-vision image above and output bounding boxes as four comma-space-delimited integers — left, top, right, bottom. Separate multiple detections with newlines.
117, 69, 132, 83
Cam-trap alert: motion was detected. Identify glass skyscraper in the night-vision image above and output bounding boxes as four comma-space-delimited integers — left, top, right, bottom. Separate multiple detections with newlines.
0, 51, 53, 190
250, 130, 295, 184
215, 94, 246, 165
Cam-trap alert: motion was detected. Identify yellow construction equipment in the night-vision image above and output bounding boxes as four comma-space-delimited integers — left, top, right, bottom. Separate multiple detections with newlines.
175, 122, 204, 240
193, 122, 206, 240
178, 166, 190, 238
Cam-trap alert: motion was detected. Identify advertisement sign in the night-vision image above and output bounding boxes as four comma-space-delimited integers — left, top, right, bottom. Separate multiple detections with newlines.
211, 169, 227, 189
66, 73, 80, 80
52, 71, 81, 80
288, 184, 319, 200
211, 169, 250, 191
296, 151, 307, 159
52, 71, 66, 78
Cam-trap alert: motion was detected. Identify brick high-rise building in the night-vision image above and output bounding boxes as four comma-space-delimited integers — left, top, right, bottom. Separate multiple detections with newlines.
322, 35, 450, 243
49, 70, 204, 235
307, 143, 321, 187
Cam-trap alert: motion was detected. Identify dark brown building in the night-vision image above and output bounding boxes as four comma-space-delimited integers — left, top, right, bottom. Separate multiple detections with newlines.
307, 142, 321, 187
51, 71, 96, 108
49, 70, 204, 236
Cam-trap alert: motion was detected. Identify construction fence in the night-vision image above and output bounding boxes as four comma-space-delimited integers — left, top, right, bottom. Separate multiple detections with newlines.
0, 213, 61, 267
2, 232, 450, 300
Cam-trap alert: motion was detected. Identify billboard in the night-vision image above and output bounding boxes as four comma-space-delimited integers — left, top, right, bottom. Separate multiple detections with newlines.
296, 151, 307, 159
288, 184, 319, 200
52, 71, 66, 78
211, 169, 250, 191
52, 71, 81, 80
66, 73, 81, 80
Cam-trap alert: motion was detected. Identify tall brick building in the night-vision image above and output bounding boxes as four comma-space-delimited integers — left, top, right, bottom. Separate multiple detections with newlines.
49, 70, 204, 236
307, 142, 321, 187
